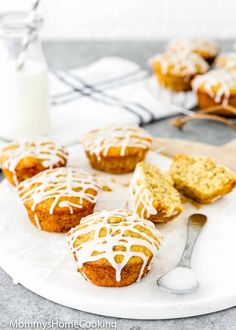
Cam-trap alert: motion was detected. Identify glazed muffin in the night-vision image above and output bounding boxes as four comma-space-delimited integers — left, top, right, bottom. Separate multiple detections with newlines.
151, 51, 209, 92
192, 69, 236, 111
169, 154, 236, 204
215, 52, 236, 71
67, 209, 161, 287
17, 167, 102, 232
0, 139, 68, 186
130, 162, 183, 223
168, 38, 219, 64
81, 125, 152, 174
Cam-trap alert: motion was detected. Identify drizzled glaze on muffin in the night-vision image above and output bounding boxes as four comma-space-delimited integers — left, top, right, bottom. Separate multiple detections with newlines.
0, 139, 68, 185
81, 125, 152, 160
67, 209, 161, 284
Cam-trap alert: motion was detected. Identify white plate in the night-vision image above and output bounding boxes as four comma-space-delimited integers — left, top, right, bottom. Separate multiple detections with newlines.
0, 145, 236, 319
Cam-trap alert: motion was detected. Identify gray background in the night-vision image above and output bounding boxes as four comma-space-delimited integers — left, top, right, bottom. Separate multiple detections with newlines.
0, 41, 236, 330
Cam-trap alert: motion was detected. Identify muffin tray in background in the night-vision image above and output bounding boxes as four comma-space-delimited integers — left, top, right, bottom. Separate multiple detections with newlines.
0, 144, 236, 319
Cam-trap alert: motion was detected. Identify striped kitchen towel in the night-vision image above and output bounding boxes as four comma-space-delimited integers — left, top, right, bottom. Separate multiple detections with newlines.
49, 57, 195, 144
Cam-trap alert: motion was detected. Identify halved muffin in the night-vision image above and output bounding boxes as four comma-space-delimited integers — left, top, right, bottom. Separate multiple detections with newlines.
130, 162, 183, 223
81, 125, 152, 174
169, 154, 236, 204
17, 167, 102, 232
0, 139, 68, 186
67, 209, 162, 287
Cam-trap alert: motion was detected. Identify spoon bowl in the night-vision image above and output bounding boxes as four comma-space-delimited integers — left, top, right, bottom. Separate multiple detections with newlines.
157, 213, 207, 294
157, 266, 199, 294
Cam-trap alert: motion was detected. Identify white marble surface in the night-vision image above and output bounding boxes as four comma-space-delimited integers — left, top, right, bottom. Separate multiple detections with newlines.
0, 41, 236, 330
2, 147, 236, 320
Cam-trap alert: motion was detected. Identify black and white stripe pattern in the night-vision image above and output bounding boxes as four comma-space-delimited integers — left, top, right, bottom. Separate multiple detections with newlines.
51, 68, 156, 125
50, 58, 196, 128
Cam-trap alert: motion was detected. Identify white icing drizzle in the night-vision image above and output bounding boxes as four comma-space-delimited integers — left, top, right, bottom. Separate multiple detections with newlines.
151, 51, 209, 77
192, 69, 236, 105
34, 214, 41, 230
130, 164, 157, 219
215, 52, 236, 71
130, 163, 181, 219
168, 38, 218, 57
81, 125, 152, 161
17, 167, 102, 217
0, 139, 68, 185
67, 209, 161, 283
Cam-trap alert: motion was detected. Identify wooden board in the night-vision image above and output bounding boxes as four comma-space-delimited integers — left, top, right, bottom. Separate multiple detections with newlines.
153, 138, 236, 172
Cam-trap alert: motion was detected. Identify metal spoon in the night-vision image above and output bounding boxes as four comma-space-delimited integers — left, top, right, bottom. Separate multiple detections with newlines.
157, 213, 207, 294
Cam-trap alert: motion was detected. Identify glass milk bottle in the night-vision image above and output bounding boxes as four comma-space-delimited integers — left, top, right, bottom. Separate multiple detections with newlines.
0, 12, 51, 140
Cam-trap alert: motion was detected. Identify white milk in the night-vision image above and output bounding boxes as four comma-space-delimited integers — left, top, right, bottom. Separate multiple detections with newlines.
0, 60, 51, 140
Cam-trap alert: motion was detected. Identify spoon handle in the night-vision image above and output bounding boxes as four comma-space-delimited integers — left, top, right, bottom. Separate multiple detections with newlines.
178, 214, 207, 268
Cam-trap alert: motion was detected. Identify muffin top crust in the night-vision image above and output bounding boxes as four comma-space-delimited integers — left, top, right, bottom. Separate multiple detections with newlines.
215, 52, 236, 71
168, 38, 219, 58
18, 167, 102, 216
0, 139, 68, 185
192, 69, 236, 104
81, 125, 152, 160
67, 209, 161, 282
151, 51, 209, 77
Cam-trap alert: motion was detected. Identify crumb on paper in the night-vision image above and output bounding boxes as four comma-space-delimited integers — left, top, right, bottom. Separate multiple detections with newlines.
96, 179, 113, 192
92, 172, 98, 177
93, 177, 112, 192
108, 177, 130, 188
102, 185, 113, 192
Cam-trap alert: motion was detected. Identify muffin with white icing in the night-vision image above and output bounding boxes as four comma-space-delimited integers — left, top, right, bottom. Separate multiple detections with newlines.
215, 52, 236, 71
150, 51, 209, 92
130, 162, 183, 223
192, 69, 236, 112
168, 38, 219, 64
67, 209, 162, 287
17, 167, 102, 232
81, 125, 152, 174
0, 139, 68, 186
